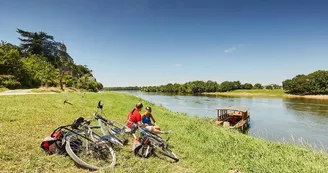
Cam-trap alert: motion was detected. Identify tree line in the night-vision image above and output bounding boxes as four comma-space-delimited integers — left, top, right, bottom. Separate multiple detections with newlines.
0, 29, 103, 92
283, 70, 328, 95
140, 80, 281, 94
103, 86, 141, 91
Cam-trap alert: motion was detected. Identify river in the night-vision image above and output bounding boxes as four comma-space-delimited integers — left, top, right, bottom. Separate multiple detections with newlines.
121, 91, 328, 150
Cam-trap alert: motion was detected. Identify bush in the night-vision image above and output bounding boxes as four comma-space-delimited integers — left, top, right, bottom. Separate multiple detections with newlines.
253, 83, 263, 89
76, 82, 83, 89
86, 81, 98, 92
2, 79, 21, 89
97, 82, 103, 90
0, 75, 16, 83
66, 79, 74, 87
243, 83, 253, 90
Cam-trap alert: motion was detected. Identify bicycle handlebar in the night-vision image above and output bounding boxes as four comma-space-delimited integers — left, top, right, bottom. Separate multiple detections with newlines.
97, 100, 103, 109
64, 99, 73, 105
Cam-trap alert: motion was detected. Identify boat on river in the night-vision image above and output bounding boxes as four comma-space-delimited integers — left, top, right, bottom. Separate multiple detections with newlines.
215, 106, 250, 132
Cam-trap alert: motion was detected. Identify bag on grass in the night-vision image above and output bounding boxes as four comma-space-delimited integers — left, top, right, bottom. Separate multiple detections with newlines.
132, 137, 154, 158
40, 131, 66, 155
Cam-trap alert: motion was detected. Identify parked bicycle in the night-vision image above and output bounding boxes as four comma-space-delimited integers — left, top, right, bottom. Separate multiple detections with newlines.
43, 116, 117, 170
94, 101, 179, 162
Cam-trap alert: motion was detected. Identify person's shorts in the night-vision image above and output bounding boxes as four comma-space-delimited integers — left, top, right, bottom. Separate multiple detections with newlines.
145, 126, 152, 131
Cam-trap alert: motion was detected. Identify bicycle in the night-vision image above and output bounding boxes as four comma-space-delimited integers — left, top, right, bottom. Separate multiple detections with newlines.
50, 116, 117, 170
94, 101, 179, 162
136, 125, 179, 162
93, 101, 130, 146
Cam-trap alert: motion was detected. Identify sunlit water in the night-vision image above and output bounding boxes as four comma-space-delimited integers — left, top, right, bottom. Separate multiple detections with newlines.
120, 91, 328, 150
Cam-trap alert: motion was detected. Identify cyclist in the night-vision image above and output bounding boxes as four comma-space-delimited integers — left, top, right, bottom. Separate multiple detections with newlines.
142, 106, 162, 133
127, 103, 168, 134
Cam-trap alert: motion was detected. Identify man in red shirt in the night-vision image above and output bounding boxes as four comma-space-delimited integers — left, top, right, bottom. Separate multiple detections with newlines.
127, 103, 145, 128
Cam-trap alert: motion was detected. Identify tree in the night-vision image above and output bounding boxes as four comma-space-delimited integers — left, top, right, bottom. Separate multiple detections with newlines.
219, 81, 233, 92
17, 29, 54, 56
265, 85, 274, 90
243, 83, 253, 90
22, 55, 56, 86
253, 83, 263, 89
232, 81, 242, 90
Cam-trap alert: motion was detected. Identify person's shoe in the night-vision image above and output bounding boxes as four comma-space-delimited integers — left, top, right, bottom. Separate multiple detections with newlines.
163, 130, 172, 134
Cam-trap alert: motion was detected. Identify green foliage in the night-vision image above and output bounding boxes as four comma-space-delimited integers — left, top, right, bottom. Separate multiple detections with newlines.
142, 81, 220, 94
243, 83, 253, 90
265, 85, 274, 90
97, 82, 103, 90
103, 86, 141, 91
86, 81, 98, 92
0, 75, 16, 83
219, 81, 234, 92
22, 55, 57, 86
141, 80, 269, 94
0, 42, 23, 77
0, 29, 99, 91
1, 78, 21, 89
283, 70, 328, 95
253, 83, 264, 89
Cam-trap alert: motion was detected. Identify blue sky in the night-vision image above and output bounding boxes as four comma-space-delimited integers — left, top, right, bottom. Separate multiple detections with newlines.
1, 0, 328, 87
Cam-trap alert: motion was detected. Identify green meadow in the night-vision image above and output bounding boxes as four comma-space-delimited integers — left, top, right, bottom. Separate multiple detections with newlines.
0, 92, 327, 173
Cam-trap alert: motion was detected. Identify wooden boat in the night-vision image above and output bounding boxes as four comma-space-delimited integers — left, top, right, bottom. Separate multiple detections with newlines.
215, 106, 250, 132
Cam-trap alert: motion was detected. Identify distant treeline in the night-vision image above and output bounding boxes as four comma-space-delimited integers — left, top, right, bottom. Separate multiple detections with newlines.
283, 70, 328, 95
141, 80, 281, 94
103, 86, 141, 91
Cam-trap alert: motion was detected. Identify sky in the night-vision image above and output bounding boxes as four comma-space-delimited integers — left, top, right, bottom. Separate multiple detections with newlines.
1, 0, 328, 87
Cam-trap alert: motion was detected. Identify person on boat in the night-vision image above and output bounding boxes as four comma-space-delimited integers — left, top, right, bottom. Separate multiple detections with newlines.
142, 106, 162, 133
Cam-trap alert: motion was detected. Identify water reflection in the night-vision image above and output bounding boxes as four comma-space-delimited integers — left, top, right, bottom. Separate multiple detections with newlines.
284, 98, 328, 117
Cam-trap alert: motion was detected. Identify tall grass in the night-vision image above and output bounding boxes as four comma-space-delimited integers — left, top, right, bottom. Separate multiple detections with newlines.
0, 92, 327, 172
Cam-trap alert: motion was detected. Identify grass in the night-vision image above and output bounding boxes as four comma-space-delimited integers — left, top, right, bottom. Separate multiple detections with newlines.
204, 89, 287, 98
31, 87, 77, 93
0, 92, 328, 173
0, 87, 8, 92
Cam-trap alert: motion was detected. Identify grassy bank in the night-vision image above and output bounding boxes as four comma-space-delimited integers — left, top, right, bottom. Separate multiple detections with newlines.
203, 89, 286, 98
204, 89, 328, 100
0, 92, 328, 173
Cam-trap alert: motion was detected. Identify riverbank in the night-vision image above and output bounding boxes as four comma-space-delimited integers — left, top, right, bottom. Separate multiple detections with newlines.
0, 92, 327, 172
204, 89, 328, 100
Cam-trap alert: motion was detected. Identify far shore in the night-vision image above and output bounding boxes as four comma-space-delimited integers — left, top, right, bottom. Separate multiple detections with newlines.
203, 90, 328, 100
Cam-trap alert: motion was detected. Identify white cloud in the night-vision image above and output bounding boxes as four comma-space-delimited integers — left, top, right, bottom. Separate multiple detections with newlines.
224, 47, 237, 53
224, 44, 245, 53
175, 64, 182, 67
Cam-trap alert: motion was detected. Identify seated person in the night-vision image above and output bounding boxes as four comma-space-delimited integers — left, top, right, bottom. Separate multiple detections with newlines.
127, 102, 144, 129
127, 104, 168, 134
142, 106, 161, 133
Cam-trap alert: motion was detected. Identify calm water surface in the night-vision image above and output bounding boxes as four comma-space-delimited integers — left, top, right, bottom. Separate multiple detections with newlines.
122, 91, 328, 150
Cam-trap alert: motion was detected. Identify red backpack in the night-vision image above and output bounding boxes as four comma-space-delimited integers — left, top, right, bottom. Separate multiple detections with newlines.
40, 130, 66, 155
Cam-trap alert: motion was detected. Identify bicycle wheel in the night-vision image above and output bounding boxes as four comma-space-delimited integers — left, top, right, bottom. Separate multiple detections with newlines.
98, 119, 129, 145
153, 142, 179, 162
65, 131, 116, 170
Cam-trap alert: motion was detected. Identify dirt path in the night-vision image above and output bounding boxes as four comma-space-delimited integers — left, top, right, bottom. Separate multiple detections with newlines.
0, 89, 56, 96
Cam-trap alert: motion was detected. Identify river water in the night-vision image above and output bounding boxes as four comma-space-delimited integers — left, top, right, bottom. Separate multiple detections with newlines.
122, 91, 328, 150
